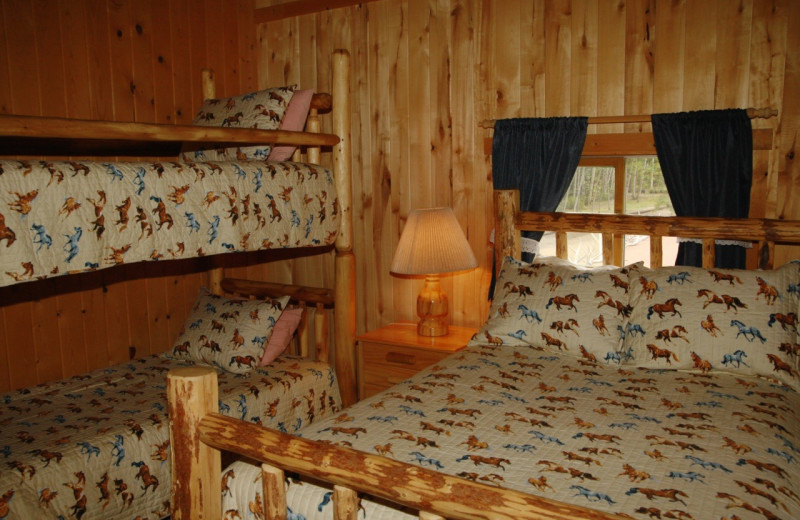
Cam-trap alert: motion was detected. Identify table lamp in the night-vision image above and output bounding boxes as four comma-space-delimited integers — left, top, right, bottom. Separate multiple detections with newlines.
390, 207, 478, 337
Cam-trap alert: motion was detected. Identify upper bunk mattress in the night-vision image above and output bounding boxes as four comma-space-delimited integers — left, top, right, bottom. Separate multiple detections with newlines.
0, 159, 339, 287
0, 353, 342, 520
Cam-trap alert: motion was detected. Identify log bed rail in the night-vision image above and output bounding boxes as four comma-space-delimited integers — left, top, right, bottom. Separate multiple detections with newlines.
0, 69, 337, 158
0, 113, 339, 157
167, 366, 626, 520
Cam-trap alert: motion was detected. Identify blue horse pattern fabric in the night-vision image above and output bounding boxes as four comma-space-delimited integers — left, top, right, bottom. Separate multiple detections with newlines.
0, 159, 339, 288
222, 343, 799, 520
0, 354, 341, 520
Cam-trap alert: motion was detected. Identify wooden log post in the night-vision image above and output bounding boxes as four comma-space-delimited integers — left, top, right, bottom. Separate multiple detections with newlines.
201, 68, 224, 295
315, 303, 329, 363
650, 235, 663, 268
602, 233, 614, 266
493, 190, 521, 276
262, 464, 287, 520
297, 303, 309, 357
332, 49, 357, 406
306, 107, 321, 164
334, 485, 359, 520
167, 366, 221, 519
702, 238, 716, 268
555, 232, 568, 260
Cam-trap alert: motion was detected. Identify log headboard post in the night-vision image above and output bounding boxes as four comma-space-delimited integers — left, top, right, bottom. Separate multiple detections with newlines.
494, 190, 521, 277
332, 49, 357, 407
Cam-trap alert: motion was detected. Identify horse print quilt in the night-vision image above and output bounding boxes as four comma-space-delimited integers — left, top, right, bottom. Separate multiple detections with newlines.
0, 159, 339, 288
0, 354, 341, 520
221, 343, 800, 520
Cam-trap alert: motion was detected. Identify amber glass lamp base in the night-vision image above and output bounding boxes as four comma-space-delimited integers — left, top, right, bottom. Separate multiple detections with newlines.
416, 274, 449, 337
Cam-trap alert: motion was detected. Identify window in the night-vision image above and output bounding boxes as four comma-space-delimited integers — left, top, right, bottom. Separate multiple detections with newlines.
538, 157, 676, 267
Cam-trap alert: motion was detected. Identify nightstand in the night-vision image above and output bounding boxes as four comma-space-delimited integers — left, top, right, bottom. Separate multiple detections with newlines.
356, 322, 477, 400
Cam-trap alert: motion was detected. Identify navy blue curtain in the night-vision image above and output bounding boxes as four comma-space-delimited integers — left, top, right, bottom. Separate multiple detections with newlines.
652, 110, 752, 268
489, 117, 587, 296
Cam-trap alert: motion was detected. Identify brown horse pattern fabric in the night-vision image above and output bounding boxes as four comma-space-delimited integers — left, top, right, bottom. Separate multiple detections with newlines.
169, 288, 289, 374
0, 159, 339, 288
221, 343, 800, 520
184, 85, 295, 161
623, 262, 800, 390
470, 256, 637, 362
0, 354, 341, 520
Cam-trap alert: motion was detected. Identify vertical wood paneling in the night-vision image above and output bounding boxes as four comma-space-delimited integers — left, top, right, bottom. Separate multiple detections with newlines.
749, 0, 786, 222
255, 0, 797, 342
652, 0, 685, 112
570, 0, 597, 118
715, 0, 752, 109
774, 0, 800, 264
544, 0, 571, 116
623, 0, 654, 133
596, 0, 625, 135
85, 0, 114, 120
0, 0, 258, 392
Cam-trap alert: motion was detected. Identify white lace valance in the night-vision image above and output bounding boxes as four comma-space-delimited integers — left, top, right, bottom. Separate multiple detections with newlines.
676, 237, 753, 248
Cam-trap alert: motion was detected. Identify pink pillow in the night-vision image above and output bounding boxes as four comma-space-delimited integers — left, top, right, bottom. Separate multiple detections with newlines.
267, 89, 314, 161
259, 308, 304, 365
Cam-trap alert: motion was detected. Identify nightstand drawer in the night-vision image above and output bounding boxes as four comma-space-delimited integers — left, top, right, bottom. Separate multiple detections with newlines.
356, 323, 476, 400
360, 341, 453, 372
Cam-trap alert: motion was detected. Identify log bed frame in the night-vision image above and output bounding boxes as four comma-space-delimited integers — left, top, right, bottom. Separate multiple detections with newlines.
0, 51, 357, 403
166, 186, 800, 519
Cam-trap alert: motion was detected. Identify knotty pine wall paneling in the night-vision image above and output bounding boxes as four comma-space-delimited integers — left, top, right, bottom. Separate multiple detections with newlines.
0, 0, 258, 392
254, 0, 800, 339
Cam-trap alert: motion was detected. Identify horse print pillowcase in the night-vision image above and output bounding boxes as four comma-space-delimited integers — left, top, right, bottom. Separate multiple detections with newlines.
170, 287, 289, 374
622, 262, 800, 389
469, 256, 636, 363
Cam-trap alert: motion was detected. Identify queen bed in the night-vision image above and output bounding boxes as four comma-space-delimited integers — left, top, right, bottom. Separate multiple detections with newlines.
0, 50, 356, 520
168, 190, 800, 520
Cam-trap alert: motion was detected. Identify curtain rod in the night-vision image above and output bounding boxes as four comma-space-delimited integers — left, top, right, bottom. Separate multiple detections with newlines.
478, 107, 778, 129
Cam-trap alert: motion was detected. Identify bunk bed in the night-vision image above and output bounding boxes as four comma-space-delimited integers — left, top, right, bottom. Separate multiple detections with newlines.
169, 186, 800, 520
0, 50, 356, 520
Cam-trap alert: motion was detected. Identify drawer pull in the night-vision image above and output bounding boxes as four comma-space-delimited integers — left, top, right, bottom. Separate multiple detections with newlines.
385, 352, 416, 365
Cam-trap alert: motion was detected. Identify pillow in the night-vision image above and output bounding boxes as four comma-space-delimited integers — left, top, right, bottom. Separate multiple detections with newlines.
267, 89, 314, 161
259, 307, 304, 365
621, 261, 800, 389
171, 287, 289, 374
184, 85, 296, 162
469, 256, 636, 363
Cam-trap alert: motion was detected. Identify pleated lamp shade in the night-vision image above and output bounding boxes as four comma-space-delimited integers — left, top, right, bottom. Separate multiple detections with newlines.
391, 207, 478, 336
390, 207, 478, 276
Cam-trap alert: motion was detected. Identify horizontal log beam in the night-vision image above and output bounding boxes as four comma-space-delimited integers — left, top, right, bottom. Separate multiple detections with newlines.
0, 114, 339, 157
197, 411, 625, 520
515, 211, 800, 244
479, 107, 778, 128
254, 0, 383, 23
483, 128, 773, 156
221, 278, 335, 307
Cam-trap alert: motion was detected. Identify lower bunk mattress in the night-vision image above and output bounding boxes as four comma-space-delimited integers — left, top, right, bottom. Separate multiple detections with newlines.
0, 353, 341, 520
223, 342, 800, 520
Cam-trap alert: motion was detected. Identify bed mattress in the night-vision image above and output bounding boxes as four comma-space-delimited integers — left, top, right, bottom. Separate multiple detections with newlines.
222, 343, 800, 520
0, 159, 339, 288
0, 353, 341, 520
